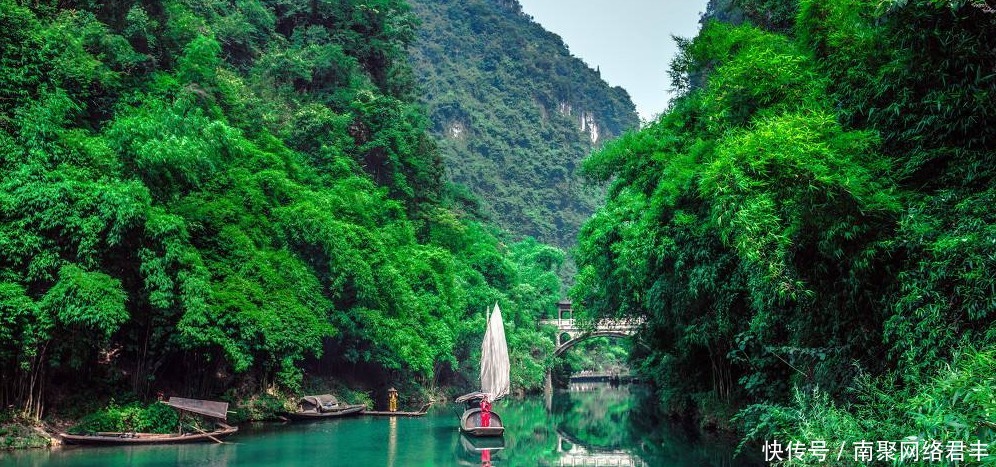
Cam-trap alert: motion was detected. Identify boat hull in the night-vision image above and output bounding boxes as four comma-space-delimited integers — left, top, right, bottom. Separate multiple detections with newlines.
61, 425, 238, 446
284, 404, 365, 420
459, 408, 504, 437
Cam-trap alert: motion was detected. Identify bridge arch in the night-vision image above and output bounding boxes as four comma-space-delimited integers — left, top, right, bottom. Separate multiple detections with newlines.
553, 330, 632, 357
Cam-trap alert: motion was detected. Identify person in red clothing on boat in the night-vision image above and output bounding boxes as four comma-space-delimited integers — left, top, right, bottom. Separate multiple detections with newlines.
480, 396, 494, 466
480, 397, 492, 427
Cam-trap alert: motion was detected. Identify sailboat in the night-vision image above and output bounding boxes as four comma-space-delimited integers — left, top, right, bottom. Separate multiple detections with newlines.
455, 303, 509, 437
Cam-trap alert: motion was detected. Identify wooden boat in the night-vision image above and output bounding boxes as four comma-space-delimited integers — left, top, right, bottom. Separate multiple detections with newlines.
60, 424, 237, 445
455, 303, 510, 437
283, 394, 366, 420
363, 402, 433, 417
459, 407, 505, 437
61, 397, 237, 446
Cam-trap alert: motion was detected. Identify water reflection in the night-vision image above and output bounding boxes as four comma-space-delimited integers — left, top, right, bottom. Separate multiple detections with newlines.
457, 435, 504, 466
535, 383, 761, 466
1, 385, 758, 466
387, 416, 397, 467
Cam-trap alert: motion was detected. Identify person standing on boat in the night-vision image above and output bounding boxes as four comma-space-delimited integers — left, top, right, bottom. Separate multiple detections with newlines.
480, 397, 492, 427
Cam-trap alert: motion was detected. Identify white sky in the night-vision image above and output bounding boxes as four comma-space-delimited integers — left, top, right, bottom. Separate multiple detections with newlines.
516, 0, 709, 122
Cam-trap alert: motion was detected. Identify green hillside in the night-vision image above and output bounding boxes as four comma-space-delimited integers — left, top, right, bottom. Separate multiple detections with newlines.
408, 0, 639, 249
574, 0, 996, 445
0, 0, 562, 420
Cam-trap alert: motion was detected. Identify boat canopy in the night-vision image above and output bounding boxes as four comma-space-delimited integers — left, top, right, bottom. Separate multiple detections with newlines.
298, 394, 341, 412
166, 397, 229, 420
455, 391, 488, 403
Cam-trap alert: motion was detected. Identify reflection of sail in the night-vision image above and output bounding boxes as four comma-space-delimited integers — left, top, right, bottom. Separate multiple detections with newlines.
480, 303, 509, 401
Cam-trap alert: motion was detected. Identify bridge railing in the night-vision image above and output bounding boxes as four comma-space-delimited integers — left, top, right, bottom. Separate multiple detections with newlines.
538, 317, 645, 331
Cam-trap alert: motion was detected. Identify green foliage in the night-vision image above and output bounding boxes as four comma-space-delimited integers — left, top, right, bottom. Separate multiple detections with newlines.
0, 283, 47, 366
42, 265, 128, 338
738, 348, 996, 461
226, 392, 292, 423
702, 110, 896, 303
558, 337, 630, 377
0, 0, 564, 419
572, 0, 996, 447
70, 401, 180, 435
735, 0, 800, 33
0, 420, 52, 450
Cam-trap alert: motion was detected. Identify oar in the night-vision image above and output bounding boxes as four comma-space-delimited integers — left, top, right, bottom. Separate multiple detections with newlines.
193, 425, 225, 444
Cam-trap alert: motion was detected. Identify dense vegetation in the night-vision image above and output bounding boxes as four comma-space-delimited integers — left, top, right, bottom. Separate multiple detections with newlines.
573, 0, 996, 452
407, 0, 639, 249
553, 336, 630, 386
0, 0, 565, 422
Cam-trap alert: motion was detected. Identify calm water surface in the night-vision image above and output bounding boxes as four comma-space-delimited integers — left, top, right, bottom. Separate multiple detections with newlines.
1, 385, 759, 466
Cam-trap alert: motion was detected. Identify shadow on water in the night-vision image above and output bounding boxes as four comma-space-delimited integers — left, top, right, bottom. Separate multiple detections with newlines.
0, 386, 760, 466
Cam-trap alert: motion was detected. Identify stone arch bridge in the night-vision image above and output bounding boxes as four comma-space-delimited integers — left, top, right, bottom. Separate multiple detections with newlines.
538, 300, 644, 356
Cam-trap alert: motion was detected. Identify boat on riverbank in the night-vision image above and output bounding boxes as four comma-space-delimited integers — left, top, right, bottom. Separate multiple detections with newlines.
455, 303, 509, 437
283, 394, 365, 420
60, 424, 238, 446
60, 398, 237, 446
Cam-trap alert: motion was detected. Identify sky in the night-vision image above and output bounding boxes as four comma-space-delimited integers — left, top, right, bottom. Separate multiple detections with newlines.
515, 0, 710, 122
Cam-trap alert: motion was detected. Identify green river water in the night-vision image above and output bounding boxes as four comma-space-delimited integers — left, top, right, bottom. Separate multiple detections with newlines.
1, 385, 759, 466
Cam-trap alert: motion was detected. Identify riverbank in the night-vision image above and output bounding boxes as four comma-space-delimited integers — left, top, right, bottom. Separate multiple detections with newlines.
0, 419, 55, 450
0, 376, 444, 452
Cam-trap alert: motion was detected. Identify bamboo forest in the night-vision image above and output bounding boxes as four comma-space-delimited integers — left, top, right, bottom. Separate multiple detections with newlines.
1, 0, 994, 465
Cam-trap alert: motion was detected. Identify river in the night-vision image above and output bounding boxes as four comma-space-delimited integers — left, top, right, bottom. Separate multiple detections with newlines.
1, 385, 759, 466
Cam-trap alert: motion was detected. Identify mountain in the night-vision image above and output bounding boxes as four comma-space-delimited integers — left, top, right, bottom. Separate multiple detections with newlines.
407, 0, 640, 248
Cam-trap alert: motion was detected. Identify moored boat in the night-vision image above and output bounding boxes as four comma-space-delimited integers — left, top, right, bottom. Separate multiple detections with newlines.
458, 406, 505, 437
283, 394, 366, 420
60, 424, 237, 445
61, 397, 237, 446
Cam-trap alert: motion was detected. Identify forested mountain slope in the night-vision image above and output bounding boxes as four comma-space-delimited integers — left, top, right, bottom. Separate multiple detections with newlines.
0, 0, 562, 420
573, 0, 996, 444
408, 0, 639, 248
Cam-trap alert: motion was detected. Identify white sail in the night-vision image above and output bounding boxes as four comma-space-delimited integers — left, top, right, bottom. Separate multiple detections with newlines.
480, 303, 510, 401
